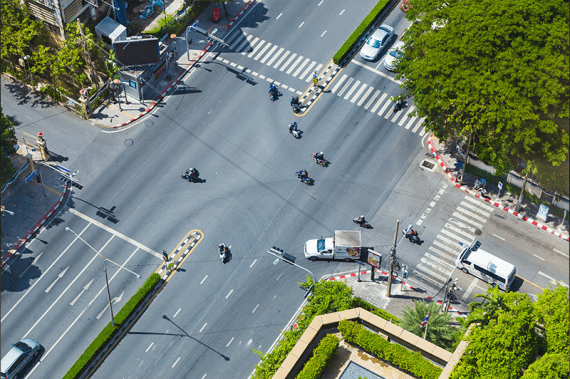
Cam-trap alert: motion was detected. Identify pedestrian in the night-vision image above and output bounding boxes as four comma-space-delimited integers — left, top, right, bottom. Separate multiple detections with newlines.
474, 178, 481, 190
162, 251, 169, 263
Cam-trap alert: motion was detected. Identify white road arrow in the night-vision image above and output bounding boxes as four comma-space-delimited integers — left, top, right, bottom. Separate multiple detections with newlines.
18, 252, 43, 279
45, 266, 69, 293
96, 291, 125, 320
70, 279, 94, 306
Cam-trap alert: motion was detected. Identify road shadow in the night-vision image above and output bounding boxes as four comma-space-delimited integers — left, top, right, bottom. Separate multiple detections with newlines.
1, 249, 43, 293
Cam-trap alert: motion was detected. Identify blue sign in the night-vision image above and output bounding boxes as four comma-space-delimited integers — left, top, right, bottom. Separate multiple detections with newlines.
58, 165, 70, 173
355, 261, 366, 266
25, 171, 36, 183
498, 181, 503, 190
189, 21, 198, 31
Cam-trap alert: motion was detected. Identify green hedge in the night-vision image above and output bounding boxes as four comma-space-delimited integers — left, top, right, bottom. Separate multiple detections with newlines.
142, 1, 210, 39
338, 320, 442, 379
332, 0, 391, 65
295, 335, 339, 379
352, 297, 399, 325
464, 164, 567, 219
62, 273, 162, 379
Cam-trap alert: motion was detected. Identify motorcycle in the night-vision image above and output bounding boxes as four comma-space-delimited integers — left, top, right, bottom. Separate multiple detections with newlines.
181, 173, 200, 183
269, 83, 279, 101
289, 122, 301, 138
312, 153, 327, 167
393, 99, 403, 112
290, 96, 301, 113
219, 244, 230, 263
296, 171, 310, 184
353, 219, 372, 229
402, 229, 420, 244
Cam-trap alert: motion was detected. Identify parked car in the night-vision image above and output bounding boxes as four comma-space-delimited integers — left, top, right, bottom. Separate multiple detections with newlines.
384, 40, 405, 71
1, 338, 41, 379
360, 24, 394, 61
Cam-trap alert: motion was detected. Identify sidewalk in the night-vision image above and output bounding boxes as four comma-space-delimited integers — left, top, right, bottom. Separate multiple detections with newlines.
1, 145, 69, 270
89, 0, 254, 129
428, 135, 569, 241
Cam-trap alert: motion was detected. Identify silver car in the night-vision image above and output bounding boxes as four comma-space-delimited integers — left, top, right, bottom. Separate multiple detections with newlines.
384, 40, 405, 71
360, 24, 395, 61
1, 338, 40, 379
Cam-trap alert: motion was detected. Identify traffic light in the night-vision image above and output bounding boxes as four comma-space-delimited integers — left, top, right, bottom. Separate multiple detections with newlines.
470, 241, 481, 251
269, 247, 296, 264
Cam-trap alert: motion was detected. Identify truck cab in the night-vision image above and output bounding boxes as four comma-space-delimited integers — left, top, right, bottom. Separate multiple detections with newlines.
304, 238, 334, 260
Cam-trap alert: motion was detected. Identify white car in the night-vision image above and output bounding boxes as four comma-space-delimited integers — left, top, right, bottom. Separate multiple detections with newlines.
384, 40, 405, 71
360, 24, 394, 61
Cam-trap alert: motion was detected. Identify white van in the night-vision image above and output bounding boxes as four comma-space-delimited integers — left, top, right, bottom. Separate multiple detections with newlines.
456, 241, 516, 291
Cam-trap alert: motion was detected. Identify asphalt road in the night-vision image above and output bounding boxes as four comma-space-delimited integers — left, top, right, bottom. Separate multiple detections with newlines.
1, 0, 567, 378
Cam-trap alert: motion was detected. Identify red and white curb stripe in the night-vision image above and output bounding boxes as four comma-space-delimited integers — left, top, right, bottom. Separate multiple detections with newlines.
2, 184, 68, 267
226, 0, 255, 28
328, 270, 465, 316
428, 134, 569, 242
111, 42, 214, 129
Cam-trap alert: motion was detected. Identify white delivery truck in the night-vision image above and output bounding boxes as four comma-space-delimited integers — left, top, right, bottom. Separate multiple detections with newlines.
304, 230, 362, 261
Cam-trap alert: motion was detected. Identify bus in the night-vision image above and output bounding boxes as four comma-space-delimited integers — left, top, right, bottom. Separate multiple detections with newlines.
456, 240, 516, 291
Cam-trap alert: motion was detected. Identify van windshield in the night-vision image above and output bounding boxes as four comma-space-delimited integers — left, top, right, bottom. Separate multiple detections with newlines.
317, 239, 326, 251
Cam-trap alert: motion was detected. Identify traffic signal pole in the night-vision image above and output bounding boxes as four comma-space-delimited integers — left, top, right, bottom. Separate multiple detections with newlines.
386, 220, 399, 298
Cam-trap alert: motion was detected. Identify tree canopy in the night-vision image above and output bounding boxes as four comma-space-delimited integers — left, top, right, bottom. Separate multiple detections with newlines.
398, 0, 569, 174
400, 300, 456, 350
1, 107, 18, 184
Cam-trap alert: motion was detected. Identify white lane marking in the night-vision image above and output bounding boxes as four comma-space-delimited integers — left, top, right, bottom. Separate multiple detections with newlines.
70, 278, 94, 306
247, 339, 253, 346
26, 245, 139, 373
432, 239, 462, 257
533, 254, 545, 261
377, 97, 393, 116
416, 262, 448, 281
452, 211, 483, 229
441, 228, 471, 246
259, 74, 266, 79
274, 50, 291, 69
553, 248, 569, 258
200, 275, 208, 284
276, 273, 282, 281
399, 106, 415, 126
251, 71, 258, 76
69, 209, 160, 258
371, 93, 387, 113
229, 34, 246, 50
425, 252, 454, 269
538, 272, 568, 288
174, 308, 181, 318
353, 83, 370, 103
455, 207, 488, 223
318, 0, 323, 5
172, 357, 181, 368
331, 74, 347, 93
250, 259, 257, 268
343, 80, 361, 100
260, 45, 278, 64
18, 252, 43, 278
254, 42, 272, 61
96, 290, 124, 320
222, 59, 230, 64
276, 12, 282, 19
3, 224, 90, 322
226, 337, 234, 347
229, 62, 236, 67
417, 118, 427, 135
351, 59, 403, 84
300, 60, 318, 81
429, 245, 456, 262
266, 47, 284, 66
436, 234, 463, 251
357, 86, 374, 106
363, 89, 380, 109
462, 278, 479, 300
390, 106, 405, 123
448, 217, 477, 234
492, 234, 505, 241
226, 289, 233, 299
280, 53, 297, 72
444, 223, 475, 240
246, 38, 262, 57
293, 57, 311, 78
237, 35, 254, 53
26, 234, 115, 336
459, 200, 492, 217
252, 304, 259, 313
337, 77, 354, 97
298, 22, 304, 28
339, 9, 345, 15
430, 201, 436, 207
201, 374, 207, 379
321, 30, 327, 37
463, 195, 496, 211
237, 65, 244, 70
287, 55, 305, 75
146, 342, 154, 352
199, 323, 207, 333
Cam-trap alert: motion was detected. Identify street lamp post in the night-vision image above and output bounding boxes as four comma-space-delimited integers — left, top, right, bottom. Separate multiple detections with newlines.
23, 55, 30, 82
65, 227, 141, 325
267, 247, 316, 297
1, 205, 14, 215
183, 1, 190, 61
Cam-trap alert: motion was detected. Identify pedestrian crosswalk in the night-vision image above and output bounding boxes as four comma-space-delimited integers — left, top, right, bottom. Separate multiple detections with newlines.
215, 31, 427, 134
414, 195, 496, 289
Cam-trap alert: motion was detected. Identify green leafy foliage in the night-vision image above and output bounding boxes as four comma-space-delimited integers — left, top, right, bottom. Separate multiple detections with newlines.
295, 335, 339, 379
0, 107, 18, 184
332, 0, 391, 64
400, 301, 455, 351
533, 284, 569, 355
398, 0, 569, 173
352, 297, 400, 324
62, 273, 161, 379
338, 320, 442, 379
520, 353, 569, 379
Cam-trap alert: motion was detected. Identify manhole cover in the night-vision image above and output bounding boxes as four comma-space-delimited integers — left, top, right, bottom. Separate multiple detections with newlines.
124, 139, 134, 146
145, 120, 154, 127
421, 160, 435, 169
475, 229, 482, 235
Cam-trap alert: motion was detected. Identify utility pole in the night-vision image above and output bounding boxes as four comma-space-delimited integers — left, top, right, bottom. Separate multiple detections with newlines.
386, 220, 399, 297
78, 21, 103, 86
443, 278, 461, 313
458, 134, 472, 185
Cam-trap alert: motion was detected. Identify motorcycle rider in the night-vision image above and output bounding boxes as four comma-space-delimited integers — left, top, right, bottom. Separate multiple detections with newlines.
355, 215, 366, 225
404, 227, 418, 242
297, 169, 308, 181
184, 168, 199, 181
219, 243, 227, 260
312, 152, 324, 163
289, 122, 298, 132
394, 98, 403, 111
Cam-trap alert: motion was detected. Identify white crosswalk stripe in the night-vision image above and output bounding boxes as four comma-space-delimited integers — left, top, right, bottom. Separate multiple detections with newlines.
217, 32, 428, 133
414, 196, 494, 290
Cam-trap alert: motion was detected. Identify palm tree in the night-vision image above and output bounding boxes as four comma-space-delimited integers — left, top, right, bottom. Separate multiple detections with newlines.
400, 300, 456, 350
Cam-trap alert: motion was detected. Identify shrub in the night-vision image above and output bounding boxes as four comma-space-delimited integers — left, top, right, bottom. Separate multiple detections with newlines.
352, 297, 399, 325
332, 0, 391, 64
295, 335, 339, 379
338, 320, 442, 379
62, 273, 161, 379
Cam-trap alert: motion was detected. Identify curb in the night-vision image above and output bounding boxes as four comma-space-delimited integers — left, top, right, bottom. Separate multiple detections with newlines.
297, 63, 340, 114
226, 0, 255, 29
157, 232, 202, 279
2, 184, 68, 267
328, 270, 465, 316
109, 42, 214, 129
427, 135, 569, 242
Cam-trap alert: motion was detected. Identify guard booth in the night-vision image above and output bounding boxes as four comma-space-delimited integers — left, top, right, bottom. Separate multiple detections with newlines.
95, 17, 127, 48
